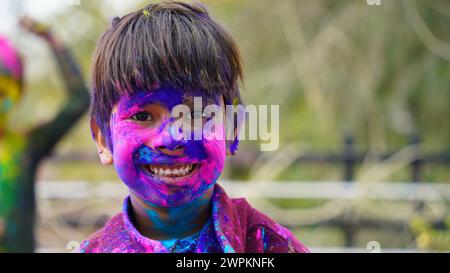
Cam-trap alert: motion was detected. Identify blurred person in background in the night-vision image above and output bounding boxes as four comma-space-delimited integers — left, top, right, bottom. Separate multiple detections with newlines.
0, 17, 90, 252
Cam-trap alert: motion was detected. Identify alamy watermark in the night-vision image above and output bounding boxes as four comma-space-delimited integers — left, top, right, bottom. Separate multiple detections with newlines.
168, 97, 279, 152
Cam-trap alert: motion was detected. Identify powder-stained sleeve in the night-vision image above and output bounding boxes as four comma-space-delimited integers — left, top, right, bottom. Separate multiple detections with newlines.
78, 213, 136, 253
246, 225, 310, 253
78, 219, 110, 253
234, 198, 310, 253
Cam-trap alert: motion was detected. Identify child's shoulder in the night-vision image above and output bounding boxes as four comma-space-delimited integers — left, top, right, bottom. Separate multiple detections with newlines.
228, 196, 285, 235
228, 197, 309, 253
78, 213, 127, 253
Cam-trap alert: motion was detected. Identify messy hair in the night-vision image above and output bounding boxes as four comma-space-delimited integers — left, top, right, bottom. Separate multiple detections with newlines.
91, 1, 244, 149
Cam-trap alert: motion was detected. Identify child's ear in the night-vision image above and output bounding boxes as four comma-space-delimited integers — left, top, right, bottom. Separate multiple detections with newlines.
226, 137, 240, 156
90, 117, 113, 165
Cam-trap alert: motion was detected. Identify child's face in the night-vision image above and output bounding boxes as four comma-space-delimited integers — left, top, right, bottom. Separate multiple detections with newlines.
107, 87, 226, 207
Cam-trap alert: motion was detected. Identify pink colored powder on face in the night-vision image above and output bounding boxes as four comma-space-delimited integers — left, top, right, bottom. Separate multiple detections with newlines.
109, 87, 227, 207
0, 36, 23, 80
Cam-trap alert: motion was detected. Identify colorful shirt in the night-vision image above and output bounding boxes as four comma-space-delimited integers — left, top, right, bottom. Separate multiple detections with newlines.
79, 184, 310, 253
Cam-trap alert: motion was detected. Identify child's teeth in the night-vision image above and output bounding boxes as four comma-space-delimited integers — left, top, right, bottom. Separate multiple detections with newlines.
147, 164, 195, 177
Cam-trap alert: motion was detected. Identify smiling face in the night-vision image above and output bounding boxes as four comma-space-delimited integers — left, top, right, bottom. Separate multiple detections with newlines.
96, 87, 227, 207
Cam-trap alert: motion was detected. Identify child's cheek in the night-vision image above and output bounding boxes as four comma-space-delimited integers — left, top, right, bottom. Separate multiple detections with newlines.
111, 122, 159, 186
199, 124, 226, 185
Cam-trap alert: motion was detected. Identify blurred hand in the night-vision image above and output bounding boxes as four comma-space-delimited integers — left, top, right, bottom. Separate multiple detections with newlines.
19, 16, 52, 39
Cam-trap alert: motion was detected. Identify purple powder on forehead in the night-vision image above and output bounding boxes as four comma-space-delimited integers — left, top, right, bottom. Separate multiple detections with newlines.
120, 87, 184, 111
120, 85, 221, 108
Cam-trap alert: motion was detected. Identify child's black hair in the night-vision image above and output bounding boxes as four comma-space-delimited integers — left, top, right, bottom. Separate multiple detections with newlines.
91, 1, 244, 149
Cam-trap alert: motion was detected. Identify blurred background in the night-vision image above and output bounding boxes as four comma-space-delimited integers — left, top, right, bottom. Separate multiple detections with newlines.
0, 0, 449, 252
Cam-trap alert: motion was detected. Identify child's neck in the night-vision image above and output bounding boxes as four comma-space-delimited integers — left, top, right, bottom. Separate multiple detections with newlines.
129, 187, 213, 241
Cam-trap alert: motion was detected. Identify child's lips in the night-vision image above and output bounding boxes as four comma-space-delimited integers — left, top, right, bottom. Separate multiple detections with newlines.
140, 162, 200, 182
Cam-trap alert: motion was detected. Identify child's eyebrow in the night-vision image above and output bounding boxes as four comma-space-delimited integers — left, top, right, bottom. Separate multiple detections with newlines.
123, 92, 159, 107
118, 90, 220, 114
120, 91, 183, 110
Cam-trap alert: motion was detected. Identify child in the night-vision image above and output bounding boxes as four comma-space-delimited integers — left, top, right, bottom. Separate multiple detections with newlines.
0, 18, 90, 252
81, 1, 309, 253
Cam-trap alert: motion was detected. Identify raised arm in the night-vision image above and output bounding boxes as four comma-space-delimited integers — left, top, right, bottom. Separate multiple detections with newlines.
20, 17, 90, 162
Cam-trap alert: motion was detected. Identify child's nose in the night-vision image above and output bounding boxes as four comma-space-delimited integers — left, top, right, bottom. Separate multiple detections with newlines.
155, 144, 185, 156
149, 116, 187, 156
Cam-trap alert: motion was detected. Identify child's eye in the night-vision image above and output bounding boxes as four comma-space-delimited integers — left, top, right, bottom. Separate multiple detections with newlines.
131, 112, 153, 122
